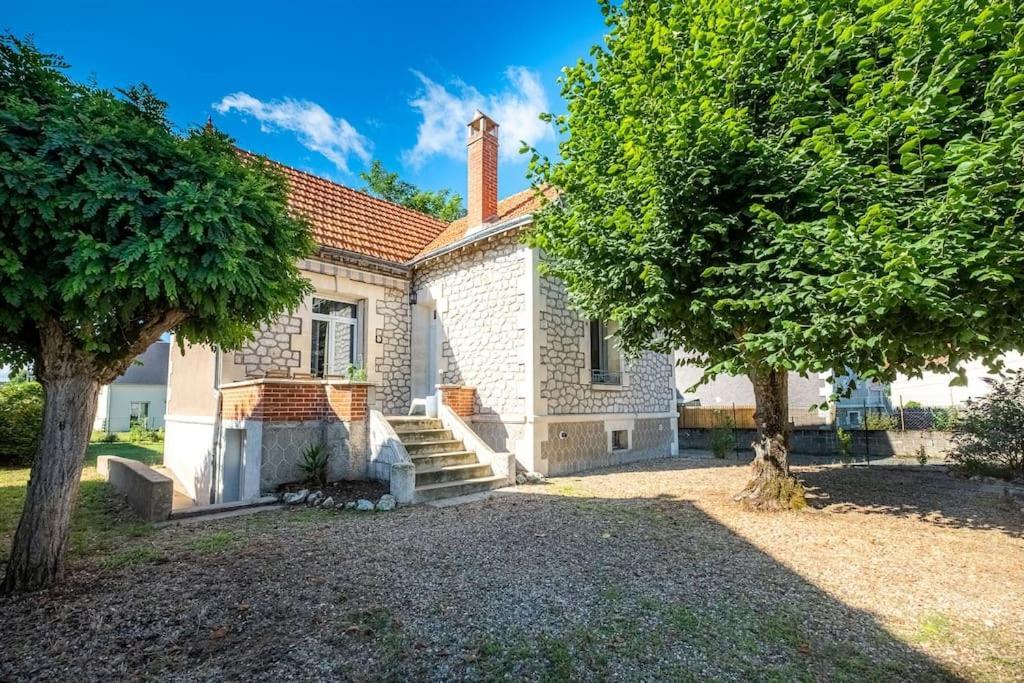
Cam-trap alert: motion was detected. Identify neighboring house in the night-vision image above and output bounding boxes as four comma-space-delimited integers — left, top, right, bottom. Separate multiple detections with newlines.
164, 112, 678, 506
889, 353, 1024, 407
674, 353, 831, 426
831, 371, 891, 427
0, 366, 9, 384
94, 339, 169, 433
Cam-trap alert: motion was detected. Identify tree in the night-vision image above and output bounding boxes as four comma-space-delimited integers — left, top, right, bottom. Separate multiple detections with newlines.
0, 36, 314, 591
528, 0, 1024, 508
360, 160, 464, 222
950, 372, 1024, 480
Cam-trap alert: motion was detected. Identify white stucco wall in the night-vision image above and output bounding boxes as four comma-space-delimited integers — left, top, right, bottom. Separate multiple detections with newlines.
890, 353, 1024, 407
93, 383, 168, 432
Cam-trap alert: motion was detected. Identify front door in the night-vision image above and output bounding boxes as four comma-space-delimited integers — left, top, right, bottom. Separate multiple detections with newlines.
411, 302, 440, 412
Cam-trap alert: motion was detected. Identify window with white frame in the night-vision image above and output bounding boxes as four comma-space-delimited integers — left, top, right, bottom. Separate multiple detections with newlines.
129, 401, 150, 428
310, 297, 363, 378
589, 320, 622, 385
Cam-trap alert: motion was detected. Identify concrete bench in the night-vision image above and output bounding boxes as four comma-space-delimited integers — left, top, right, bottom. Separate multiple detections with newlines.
97, 456, 173, 522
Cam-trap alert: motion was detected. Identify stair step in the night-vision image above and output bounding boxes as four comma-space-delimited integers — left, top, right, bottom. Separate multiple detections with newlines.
416, 462, 494, 486
404, 439, 465, 455
394, 428, 453, 441
414, 475, 509, 503
387, 416, 442, 429
411, 451, 479, 468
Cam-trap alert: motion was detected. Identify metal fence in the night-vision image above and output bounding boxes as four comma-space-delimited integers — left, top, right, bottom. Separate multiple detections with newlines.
680, 401, 962, 432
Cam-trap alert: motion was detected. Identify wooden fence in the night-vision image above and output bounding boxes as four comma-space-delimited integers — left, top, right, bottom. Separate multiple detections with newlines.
678, 406, 757, 429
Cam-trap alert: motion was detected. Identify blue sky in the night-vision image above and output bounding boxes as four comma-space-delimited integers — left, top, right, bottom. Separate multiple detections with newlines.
6, 1, 607, 201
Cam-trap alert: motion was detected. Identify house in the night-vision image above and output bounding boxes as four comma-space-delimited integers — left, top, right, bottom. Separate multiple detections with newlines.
93, 339, 169, 433
164, 112, 678, 506
674, 353, 831, 426
889, 353, 1024, 408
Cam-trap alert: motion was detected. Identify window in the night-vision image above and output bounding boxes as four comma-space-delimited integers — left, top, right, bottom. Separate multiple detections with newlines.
846, 410, 861, 427
590, 320, 622, 385
129, 402, 150, 428
311, 297, 362, 378
611, 429, 628, 451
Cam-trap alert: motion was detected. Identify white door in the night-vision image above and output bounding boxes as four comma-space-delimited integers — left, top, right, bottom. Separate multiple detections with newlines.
219, 429, 244, 503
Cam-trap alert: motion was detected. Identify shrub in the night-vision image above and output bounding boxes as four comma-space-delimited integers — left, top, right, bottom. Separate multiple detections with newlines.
865, 412, 896, 431
916, 445, 928, 467
836, 428, 852, 465
904, 400, 922, 409
709, 417, 735, 459
0, 381, 43, 466
90, 430, 119, 444
299, 443, 330, 486
126, 422, 161, 443
949, 372, 1024, 481
931, 407, 959, 431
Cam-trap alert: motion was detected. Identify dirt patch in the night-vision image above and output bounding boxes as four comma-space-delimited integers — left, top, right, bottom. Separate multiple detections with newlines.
278, 479, 388, 502
1, 459, 1021, 681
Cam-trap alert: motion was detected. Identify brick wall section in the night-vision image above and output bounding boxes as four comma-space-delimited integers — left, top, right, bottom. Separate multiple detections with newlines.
440, 385, 476, 418
220, 381, 370, 422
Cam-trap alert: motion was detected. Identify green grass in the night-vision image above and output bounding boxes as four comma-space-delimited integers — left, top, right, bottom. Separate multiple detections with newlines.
1, 440, 164, 565
189, 530, 239, 554
99, 544, 166, 569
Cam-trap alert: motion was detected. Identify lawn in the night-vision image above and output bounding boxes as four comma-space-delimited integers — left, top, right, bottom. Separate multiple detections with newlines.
1, 457, 1021, 681
0, 440, 164, 565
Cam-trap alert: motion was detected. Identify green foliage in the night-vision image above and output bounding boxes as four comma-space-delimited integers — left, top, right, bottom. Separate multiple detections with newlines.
298, 442, 330, 487
0, 35, 315, 377
90, 430, 118, 444
527, 0, 1024, 391
125, 422, 162, 444
865, 412, 897, 431
346, 363, 367, 381
915, 445, 929, 466
360, 160, 464, 222
0, 381, 42, 466
904, 400, 922, 409
836, 428, 853, 464
950, 372, 1024, 480
931, 407, 960, 431
710, 417, 735, 458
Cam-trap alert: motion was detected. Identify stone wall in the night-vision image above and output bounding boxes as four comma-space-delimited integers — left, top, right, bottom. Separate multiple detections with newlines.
539, 275, 674, 415
678, 427, 955, 458
413, 233, 527, 418
375, 287, 411, 414
541, 417, 677, 476
234, 315, 303, 377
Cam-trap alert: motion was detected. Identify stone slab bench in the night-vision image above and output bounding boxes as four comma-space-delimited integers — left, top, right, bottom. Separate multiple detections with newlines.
97, 455, 173, 522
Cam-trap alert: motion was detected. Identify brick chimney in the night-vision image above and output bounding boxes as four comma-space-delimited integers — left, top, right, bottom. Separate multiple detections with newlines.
466, 111, 499, 227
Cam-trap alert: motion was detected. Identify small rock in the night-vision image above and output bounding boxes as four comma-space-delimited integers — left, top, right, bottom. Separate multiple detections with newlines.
525, 472, 545, 484
376, 494, 397, 511
344, 501, 357, 510
307, 491, 323, 507
355, 499, 375, 511
515, 473, 527, 485
286, 489, 309, 505
322, 496, 335, 509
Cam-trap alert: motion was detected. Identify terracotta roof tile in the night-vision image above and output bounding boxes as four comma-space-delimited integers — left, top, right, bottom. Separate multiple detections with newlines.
415, 185, 558, 259
246, 153, 450, 264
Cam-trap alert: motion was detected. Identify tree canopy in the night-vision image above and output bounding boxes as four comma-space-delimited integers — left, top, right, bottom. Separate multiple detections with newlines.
0, 35, 315, 381
528, 0, 1024, 387
360, 160, 464, 222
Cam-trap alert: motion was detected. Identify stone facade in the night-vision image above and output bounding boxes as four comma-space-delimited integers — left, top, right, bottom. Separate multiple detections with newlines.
540, 417, 676, 476
539, 276, 674, 415
414, 233, 527, 418
234, 315, 303, 377
375, 287, 412, 414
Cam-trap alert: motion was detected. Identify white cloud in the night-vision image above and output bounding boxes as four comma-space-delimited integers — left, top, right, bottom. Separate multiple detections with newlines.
214, 92, 371, 175
403, 67, 552, 169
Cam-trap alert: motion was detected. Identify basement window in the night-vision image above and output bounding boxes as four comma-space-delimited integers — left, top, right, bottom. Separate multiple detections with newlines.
611, 429, 628, 451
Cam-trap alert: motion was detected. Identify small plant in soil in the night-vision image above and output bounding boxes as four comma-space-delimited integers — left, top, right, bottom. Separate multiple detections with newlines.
915, 445, 928, 467
299, 443, 330, 487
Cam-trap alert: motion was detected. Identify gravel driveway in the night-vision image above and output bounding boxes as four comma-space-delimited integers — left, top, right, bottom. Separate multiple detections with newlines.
2, 458, 1021, 681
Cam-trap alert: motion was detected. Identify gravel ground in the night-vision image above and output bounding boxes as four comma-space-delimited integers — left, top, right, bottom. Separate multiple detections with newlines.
1, 458, 1021, 681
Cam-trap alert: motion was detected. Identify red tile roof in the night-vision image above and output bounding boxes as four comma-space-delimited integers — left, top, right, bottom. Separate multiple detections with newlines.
248, 154, 449, 264
415, 185, 558, 258
244, 152, 553, 265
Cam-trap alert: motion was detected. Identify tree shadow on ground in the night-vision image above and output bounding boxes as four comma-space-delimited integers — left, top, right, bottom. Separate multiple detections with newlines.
0, 478, 969, 681
797, 465, 1023, 539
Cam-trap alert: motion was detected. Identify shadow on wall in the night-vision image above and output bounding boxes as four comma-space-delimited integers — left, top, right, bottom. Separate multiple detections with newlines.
679, 428, 954, 459
0, 463, 965, 679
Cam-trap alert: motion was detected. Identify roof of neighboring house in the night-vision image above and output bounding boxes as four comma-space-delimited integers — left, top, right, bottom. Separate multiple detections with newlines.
250, 155, 450, 264
414, 185, 558, 258
115, 341, 169, 385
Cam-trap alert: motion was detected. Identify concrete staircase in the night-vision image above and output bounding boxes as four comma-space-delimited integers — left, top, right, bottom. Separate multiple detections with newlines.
386, 416, 507, 503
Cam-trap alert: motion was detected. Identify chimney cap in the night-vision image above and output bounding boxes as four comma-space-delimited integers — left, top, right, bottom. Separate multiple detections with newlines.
468, 110, 499, 133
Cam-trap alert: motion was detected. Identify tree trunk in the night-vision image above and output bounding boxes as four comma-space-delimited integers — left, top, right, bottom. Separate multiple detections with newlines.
2, 333, 100, 593
734, 366, 806, 510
